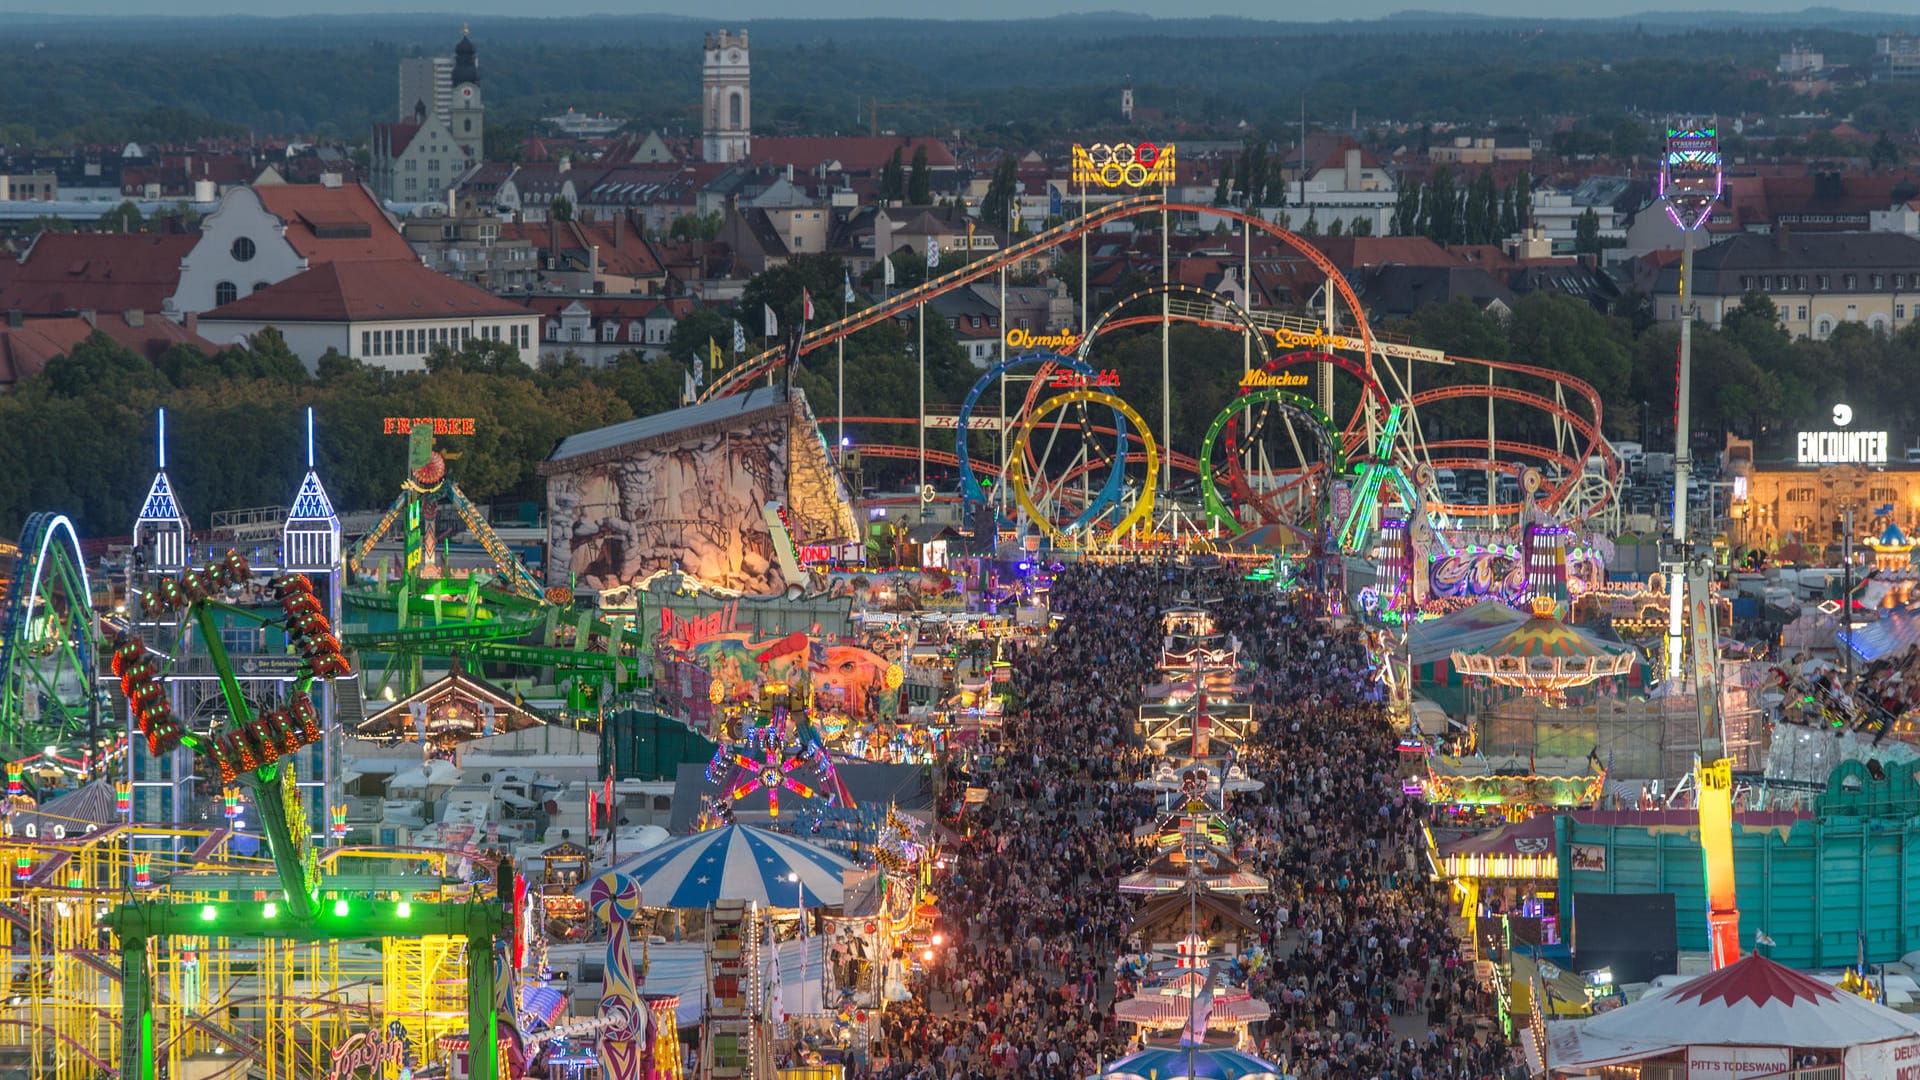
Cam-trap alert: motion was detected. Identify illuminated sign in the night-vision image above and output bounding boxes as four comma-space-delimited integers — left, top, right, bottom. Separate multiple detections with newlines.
1071, 143, 1177, 189
1050, 369, 1119, 389
1240, 369, 1310, 389
384, 417, 476, 435
661, 601, 740, 646
1661, 127, 1721, 231
1797, 430, 1887, 465
1273, 327, 1364, 352
330, 1025, 411, 1080
1005, 328, 1081, 353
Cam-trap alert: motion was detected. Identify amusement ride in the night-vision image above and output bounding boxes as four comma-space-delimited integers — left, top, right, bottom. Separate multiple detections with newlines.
0, 175, 1668, 1080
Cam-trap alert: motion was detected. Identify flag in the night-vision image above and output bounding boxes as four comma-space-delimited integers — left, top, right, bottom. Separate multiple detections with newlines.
604, 774, 615, 825
967, 220, 975, 253
700, 339, 718, 388
925, 237, 940, 268
1755, 930, 1776, 947
1049, 185, 1063, 216
802, 288, 815, 324
785, 325, 805, 380
1181, 963, 1218, 1046
764, 304, 778, 338
844, 269, 856, 304
682, 370, 696, 406
732, 319, 747, 353
882, 255, 896, 287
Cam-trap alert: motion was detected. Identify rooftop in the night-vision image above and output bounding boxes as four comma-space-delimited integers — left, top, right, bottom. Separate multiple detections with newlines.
199, 258, 528, 323
0, 232, 198, 316
253, 183, 415, 263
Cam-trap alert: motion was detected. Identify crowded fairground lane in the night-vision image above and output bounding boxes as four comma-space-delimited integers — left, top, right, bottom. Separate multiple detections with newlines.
13, 142, 1920, 1080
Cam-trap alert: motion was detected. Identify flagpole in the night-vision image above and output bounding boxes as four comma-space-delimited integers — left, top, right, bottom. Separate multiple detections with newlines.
837, 336, 845, 462
925, 297, 933, 526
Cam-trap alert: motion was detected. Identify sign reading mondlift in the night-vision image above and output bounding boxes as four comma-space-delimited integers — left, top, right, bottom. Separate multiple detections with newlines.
1797, 403, 1887, 465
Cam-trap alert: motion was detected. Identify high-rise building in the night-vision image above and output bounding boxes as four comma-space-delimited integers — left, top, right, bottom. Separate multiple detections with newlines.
371, 28, 485, 204
702, 30, 751, 164
1875, 33, 1920, 81
399, 54, 454, 126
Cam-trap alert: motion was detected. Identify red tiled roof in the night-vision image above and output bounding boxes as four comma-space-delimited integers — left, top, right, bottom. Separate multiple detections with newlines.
373, 122, 423, 160
1308, 236, 1462, 270
0, 233, 198, 316
746, 137, 956, 173
0, 313, 216, 387
254, 184, 415, 263
200, 259, 526, 323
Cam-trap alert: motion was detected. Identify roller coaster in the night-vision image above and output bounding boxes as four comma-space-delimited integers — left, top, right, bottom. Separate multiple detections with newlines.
702, 194, 1622, 540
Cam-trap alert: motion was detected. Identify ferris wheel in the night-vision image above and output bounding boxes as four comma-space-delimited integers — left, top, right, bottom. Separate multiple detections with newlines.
0, 513, 105, 779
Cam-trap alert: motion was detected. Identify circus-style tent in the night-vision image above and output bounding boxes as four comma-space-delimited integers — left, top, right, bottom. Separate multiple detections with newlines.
579, 824, 855, 909
1545, 953, 1920, 1076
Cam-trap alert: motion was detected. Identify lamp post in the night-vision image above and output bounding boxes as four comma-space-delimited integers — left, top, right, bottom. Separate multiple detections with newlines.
787, 871, 805, 1016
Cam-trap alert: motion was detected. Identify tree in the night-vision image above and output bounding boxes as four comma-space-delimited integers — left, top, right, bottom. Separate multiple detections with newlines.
1325, 217, 1343, 237
426, 335, 532, 376
549, 195, 574, 223
666, 306, 741, 367
1299, 210, 1319, 237
1236, 138, 1268, 207
1390, 177, 1422, 237
1350, 216, 1374, 237
1572, 208, 1603, 255
1212, 174, 1231, 206
1870, 131, 1903, 171
979, 156, 1020, 232
907, 145, 931, 205
99, 200, 144, 233
880, 148, 906, 203
667, 211, 723, 241
1513, 171, 1531, 231
1424, 167, 1458, 245
1499, 184, 1518, 239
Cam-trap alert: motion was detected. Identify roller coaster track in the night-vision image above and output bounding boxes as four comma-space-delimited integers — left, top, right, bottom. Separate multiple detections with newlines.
712, 192, 1619, 524
702, 197, 1374, 403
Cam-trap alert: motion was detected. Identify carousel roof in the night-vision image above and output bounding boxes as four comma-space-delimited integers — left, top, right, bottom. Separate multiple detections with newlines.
358, 668, 545, 738
1546, 953, 1920, 1069
583, 824, 855, 909
1104, 1046, 1283, 1080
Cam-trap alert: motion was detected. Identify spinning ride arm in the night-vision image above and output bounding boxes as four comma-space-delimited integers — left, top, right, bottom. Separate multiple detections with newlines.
1696, 757, 1741, 969
448, 484, 546, 601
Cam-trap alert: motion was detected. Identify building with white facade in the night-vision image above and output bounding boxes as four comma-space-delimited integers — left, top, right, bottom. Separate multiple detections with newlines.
702, 30, 751, 164
197, 258, 538, 373
372, 31, 484, 205
168, 180, 417, 317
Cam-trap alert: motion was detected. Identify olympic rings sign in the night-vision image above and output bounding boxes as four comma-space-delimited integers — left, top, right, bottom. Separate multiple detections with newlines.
1072, 143, 1178, 189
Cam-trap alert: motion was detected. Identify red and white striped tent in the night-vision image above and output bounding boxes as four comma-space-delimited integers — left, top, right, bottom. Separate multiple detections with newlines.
1546, 953, 1920, 1076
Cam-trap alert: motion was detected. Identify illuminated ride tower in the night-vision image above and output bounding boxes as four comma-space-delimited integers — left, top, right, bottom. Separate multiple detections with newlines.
1661, 124, 1740, 970
121, 409, 345, 847
1660, 123, 1721, 685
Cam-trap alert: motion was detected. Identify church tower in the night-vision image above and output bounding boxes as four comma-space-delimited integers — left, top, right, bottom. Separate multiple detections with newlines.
449, 27, 484, 154
1121, 74, 1134, 123
702, 30, 751, 164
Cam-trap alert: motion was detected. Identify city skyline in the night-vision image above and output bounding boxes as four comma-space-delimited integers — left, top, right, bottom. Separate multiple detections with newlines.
3, 0, 1918, 19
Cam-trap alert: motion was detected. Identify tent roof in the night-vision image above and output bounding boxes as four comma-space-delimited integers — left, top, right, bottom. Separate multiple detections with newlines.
583, 824, 854, 909
1408, 599, 1530, 665
1547, 953, 1920, 1068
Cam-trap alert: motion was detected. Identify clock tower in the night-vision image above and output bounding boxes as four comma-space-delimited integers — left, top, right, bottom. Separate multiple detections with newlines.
449, 27, 484, 157
702, 30, 751, 164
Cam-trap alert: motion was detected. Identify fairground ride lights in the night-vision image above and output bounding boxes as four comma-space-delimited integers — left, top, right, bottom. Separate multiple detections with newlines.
1070, 143, 1178, 189
1797, 430, 1888, 465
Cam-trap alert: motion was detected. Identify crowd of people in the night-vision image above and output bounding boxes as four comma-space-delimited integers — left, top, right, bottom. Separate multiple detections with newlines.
857, 560, 1523, 1080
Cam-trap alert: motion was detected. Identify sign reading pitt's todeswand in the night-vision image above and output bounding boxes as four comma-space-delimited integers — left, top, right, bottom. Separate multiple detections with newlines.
1071, 143, 1178, 189
1796, 403, 1888, 465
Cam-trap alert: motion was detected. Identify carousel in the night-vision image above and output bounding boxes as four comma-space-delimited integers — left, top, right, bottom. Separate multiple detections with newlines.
1450, 596, 1637, 705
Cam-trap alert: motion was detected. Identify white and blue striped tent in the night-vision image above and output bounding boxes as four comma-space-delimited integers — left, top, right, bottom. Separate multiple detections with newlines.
580, 825, 856, 909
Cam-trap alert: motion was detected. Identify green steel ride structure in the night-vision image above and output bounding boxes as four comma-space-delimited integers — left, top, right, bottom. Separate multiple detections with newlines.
0, 513, 105, 782
101, 553, 510, 1080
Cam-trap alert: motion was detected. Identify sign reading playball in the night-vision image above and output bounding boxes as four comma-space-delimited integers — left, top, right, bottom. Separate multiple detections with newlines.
1797, 403, 1887, 465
